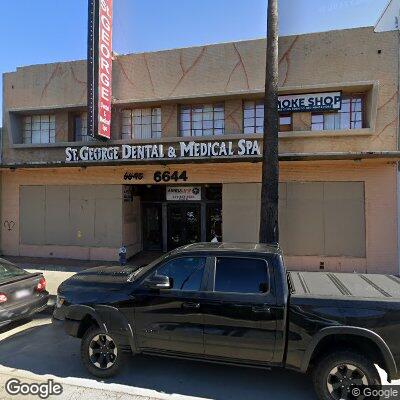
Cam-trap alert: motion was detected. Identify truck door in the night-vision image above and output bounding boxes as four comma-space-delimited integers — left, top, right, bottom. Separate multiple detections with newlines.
133, 256, 209, 355
202, 256, 277, 362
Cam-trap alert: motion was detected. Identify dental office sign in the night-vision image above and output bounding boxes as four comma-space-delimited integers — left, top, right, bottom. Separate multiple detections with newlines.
278, 91, 342, 113
65, 139, 261, 162
167, 187, 202, 201
87, 0, 113, 140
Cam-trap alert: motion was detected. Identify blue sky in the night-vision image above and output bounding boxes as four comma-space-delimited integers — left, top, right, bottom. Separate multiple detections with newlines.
0, 0, 389, 124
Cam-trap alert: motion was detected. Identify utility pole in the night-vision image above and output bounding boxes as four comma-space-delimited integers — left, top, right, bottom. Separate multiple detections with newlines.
259, 0, 279, 244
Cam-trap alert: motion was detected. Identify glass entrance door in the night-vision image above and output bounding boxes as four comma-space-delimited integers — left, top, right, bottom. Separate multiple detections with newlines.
143, 204, 163, 250
167, 204, 201, 250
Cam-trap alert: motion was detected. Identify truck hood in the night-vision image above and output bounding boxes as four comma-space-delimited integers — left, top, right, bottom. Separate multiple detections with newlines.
56, 264, 149, 306
57, 264, 144, 297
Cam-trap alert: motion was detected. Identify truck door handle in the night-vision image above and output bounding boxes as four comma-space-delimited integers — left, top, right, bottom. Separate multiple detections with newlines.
252, 305, 271, 314
182, 302, 201, 310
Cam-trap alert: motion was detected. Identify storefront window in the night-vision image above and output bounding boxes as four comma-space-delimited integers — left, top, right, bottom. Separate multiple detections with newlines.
311, 95, 364, 131
204, 185, 222, 201
23, 115, 55, 144
74, 112, 95, 142
243, 100, 292, 133
122, 107, 161, 140
180, 104, 224, 137
207, 204, 222, 242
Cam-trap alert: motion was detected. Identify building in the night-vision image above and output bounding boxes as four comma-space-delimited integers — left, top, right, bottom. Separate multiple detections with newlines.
1, 26, 400, 274
375, 0, 400, 32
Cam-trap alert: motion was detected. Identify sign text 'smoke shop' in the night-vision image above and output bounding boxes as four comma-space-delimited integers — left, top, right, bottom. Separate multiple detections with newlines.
65, 139, 261, 162
278, 91, 342, 112
87, 0, 113, 140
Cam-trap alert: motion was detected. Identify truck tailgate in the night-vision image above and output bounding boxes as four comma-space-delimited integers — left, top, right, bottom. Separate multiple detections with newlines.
288, 271, 400, 299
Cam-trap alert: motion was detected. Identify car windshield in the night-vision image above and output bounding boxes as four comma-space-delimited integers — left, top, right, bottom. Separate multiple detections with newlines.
0, 260, 27, 282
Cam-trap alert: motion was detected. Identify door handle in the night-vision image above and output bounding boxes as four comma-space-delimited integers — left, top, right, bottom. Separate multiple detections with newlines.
252, 305, 271, 314
182, 302, 201, 310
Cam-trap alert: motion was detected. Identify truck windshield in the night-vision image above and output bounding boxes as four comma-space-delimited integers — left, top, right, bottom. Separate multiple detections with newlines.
0, 260, 27, 282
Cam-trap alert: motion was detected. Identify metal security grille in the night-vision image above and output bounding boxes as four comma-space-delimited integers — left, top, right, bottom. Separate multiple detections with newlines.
23, 115, 55, 144
180, 104, 224, 137
122, 108, 161, 140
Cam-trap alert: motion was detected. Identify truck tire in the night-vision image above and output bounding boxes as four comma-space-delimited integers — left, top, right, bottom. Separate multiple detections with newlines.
312, 351, 381, 400
81, 326, 125, 378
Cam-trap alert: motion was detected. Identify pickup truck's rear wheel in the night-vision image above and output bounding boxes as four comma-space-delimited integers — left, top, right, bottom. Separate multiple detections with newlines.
313, 351, 381, 400
81, 326, 124, 378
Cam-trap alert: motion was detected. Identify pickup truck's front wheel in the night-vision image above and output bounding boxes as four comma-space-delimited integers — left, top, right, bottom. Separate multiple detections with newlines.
81, 326, 124, 378
313, 351, 381, 400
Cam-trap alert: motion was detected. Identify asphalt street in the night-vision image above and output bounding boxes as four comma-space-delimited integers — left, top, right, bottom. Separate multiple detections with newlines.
0, 308, 318, 400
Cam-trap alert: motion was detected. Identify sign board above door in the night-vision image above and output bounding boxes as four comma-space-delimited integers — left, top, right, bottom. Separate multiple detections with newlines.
166, 187, 202, 201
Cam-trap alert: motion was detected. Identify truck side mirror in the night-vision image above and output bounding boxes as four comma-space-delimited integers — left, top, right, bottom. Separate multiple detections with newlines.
145, 274, 172, 290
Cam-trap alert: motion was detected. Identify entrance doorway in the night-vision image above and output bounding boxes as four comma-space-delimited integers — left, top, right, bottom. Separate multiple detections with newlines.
142, 204, 163, 250
138, 185, 222, 252
167, 204, 201, 250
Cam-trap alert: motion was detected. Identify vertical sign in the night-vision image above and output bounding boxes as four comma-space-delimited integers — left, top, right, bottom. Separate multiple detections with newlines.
88, 0, 113, 140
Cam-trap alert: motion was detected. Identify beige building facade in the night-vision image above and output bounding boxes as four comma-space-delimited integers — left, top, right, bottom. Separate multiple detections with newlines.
1, 27, 400, 274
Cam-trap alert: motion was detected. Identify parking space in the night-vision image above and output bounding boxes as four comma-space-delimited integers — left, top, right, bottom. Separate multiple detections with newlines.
0, 309, 317, 400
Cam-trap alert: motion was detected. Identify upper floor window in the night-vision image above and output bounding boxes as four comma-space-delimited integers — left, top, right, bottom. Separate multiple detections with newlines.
311, 95, 364, 131
74, 112, 95, 142
243, 100, 292, 133
122, 107, 161, 140
23, 115, 55, 144
244, 100, 264, 134
180, 104, 224, 137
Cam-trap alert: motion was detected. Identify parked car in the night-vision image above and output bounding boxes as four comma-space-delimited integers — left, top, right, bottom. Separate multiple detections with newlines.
0, 259, 48, 327
54, 243, 400, 400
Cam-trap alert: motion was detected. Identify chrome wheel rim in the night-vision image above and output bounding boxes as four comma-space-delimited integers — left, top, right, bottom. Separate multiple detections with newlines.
88, 334, 118, 370
327, 363, 369, 400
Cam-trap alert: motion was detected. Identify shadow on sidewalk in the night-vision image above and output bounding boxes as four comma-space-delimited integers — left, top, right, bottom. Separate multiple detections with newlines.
0, 314, 316, 400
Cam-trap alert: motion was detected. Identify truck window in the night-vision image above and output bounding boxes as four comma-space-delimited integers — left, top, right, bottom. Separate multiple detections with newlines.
155, 257, 206, 291
214, 257, 269, 294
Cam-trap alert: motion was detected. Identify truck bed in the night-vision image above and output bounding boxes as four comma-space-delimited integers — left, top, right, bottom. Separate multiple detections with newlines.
288, 271, 400, 299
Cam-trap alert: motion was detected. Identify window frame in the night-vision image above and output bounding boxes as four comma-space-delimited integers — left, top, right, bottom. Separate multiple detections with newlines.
73, 112, 95, 142
121, 107, 162, 140
243, 99, 293, 134
311, 93, 366, 131
209, 256, 272, 297
279, 113, 293, 132
179, 103, 225, 137
144, 255, 211, 293
22, 114, 56, 144
243, 100, 264, 134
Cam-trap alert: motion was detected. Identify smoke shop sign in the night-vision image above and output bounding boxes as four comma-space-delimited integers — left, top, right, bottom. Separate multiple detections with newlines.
65, 139, 261, 163
278, 91, 342, 112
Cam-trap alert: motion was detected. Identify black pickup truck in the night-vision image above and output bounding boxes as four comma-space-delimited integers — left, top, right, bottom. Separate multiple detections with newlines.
54, 243, 400, 400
